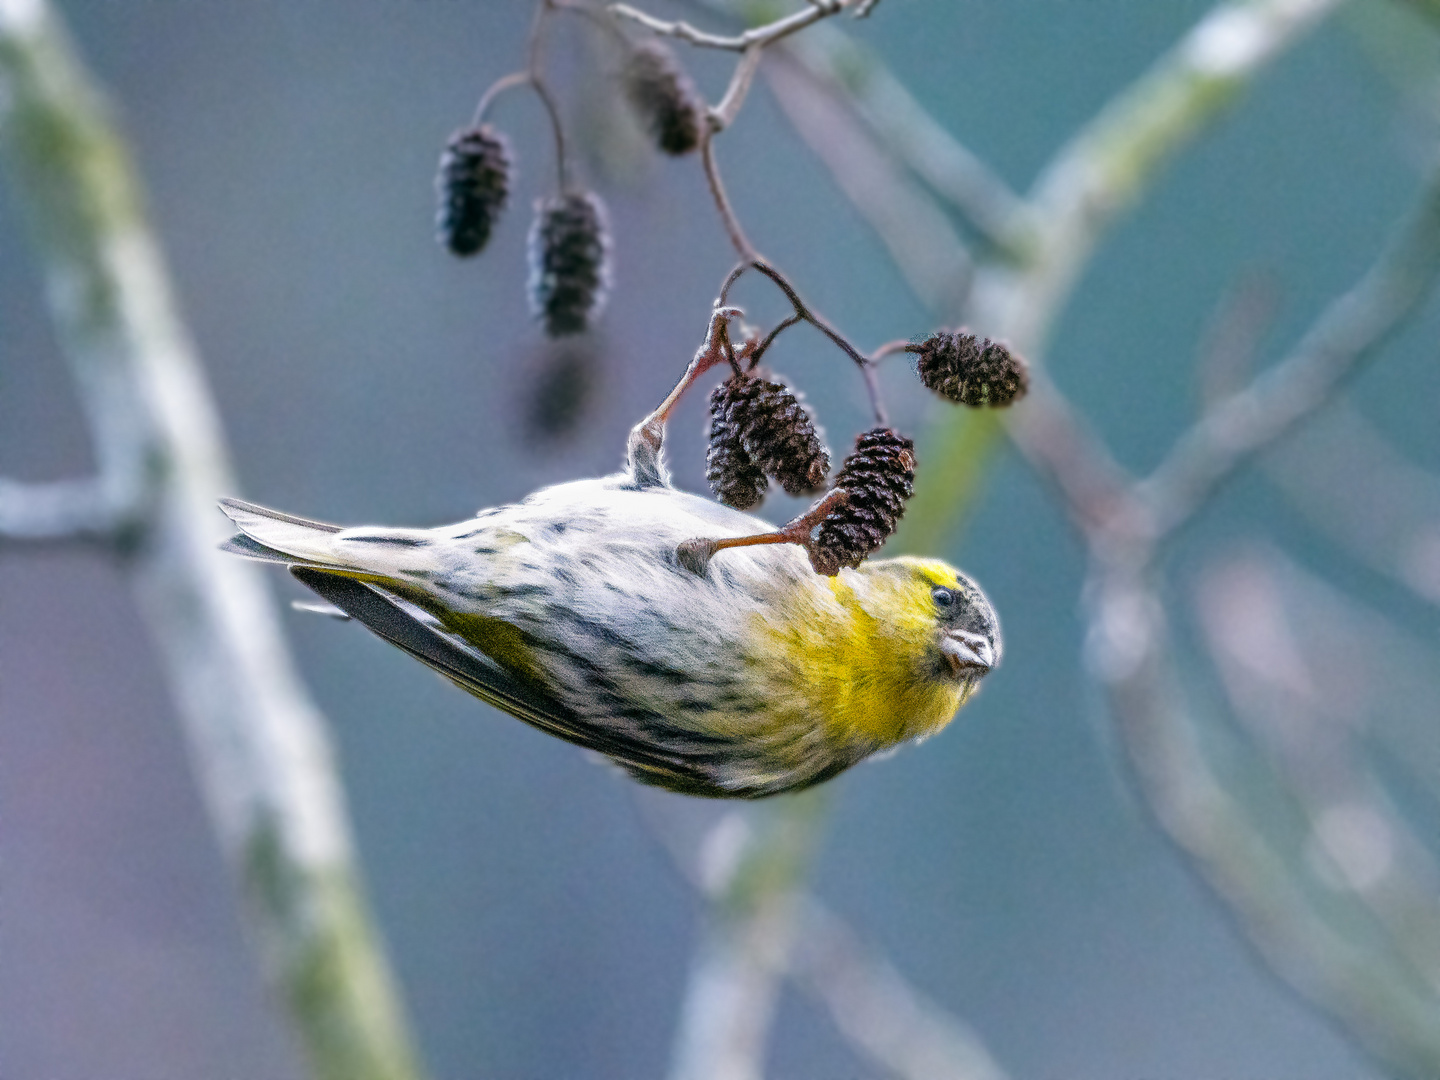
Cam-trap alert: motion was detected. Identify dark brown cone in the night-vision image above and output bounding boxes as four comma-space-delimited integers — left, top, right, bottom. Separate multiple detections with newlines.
737, 377, 829, 496
809, 428, 916, 576
624, 40, 705, 156
706, 379, 768, 510
527, 191, 611, 337
436, 125, 512, 257
913, 330, 1029, 407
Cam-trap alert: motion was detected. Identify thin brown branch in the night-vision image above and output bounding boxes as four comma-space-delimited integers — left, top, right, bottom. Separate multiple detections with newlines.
746, 312, 804, 369
528, 0, 570, 188
701, 132, 759, 261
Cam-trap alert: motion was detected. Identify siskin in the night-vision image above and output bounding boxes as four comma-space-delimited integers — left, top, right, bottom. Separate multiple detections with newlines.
220, 416, 999, 798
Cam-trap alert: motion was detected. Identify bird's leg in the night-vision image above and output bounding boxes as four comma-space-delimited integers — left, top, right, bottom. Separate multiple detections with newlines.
626, 305, 743, 487
676, 487, 849, 575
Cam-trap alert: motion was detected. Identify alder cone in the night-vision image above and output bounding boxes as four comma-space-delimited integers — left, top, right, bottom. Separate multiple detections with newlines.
706, 379, 768, 510
527, 191, 611, 337
809, 427, 916, 576
624, 40, 704, 156
914, 331, 1029, 407
706, 374, 830, 508
737, 376, 829, 496
435, 125, 512, 257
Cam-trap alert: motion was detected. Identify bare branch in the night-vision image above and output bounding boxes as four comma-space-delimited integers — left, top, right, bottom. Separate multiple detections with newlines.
1264, 401, 1440, 609
700, 131, 759, 260
790, 896, 1010, 1080
1139, 167, 1440, 538
1002, 367, 1139, 545
1005, 0, 1343, 353
1196, 549, 1440, 995
665, 792, 829, 1080
611, 0, 863, 52
711, 42, 764, 129
0, 475, 130, 544
0, 5, 423, 1078
1086, 562, 1440, 1078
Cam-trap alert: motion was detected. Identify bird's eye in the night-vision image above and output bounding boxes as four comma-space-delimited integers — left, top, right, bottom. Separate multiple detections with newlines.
932, 587, 954, 608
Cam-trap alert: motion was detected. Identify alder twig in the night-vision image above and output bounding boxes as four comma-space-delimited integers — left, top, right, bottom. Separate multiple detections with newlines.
611, 0, 864, 53
0, 5, 423, 1079
720, 259, 887, 425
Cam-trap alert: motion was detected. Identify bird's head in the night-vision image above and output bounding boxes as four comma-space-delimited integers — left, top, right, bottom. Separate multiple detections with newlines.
850, 556, 1001, 694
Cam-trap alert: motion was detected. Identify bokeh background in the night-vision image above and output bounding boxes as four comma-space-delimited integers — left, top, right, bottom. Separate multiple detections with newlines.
4, 1, 1439, 1077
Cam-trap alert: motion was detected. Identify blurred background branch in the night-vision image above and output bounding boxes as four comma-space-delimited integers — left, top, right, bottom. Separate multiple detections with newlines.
0, 3, 422, 1078
660, 1, 1355, 1074
1011, 141, 1440, 1079
8, 0, 1440, 1076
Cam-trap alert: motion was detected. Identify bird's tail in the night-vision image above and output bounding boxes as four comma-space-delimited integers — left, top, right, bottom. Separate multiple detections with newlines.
218, 497, 348, 568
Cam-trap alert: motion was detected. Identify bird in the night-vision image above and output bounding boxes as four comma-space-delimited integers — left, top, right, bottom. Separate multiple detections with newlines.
219, 398, 1000, 799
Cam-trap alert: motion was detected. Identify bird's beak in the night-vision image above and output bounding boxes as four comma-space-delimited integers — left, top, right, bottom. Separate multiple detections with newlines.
940, 630, 993, 677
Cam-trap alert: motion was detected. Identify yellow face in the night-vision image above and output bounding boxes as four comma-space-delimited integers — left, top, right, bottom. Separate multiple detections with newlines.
751, 556, 1001, 752
852, 557, 1001, 686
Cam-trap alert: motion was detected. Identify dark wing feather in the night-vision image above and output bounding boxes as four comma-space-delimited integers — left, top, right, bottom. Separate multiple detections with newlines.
289, 567, 722, 791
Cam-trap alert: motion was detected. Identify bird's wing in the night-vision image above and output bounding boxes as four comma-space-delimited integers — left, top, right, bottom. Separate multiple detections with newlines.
288, 567, 721, 791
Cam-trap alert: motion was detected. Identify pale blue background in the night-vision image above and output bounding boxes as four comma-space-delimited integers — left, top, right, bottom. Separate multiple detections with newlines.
3, 2, 1437, 1077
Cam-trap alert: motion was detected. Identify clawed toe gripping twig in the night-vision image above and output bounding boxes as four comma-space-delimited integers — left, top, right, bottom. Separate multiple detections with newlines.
677, 487, 849, 575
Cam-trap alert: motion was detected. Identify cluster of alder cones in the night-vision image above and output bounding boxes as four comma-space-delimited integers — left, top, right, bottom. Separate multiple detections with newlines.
706, 331, 1029, 575
434, 39, 705, 337
432, 27, 1032, 574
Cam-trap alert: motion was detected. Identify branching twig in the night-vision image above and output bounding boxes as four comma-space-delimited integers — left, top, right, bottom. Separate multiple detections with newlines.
0, 6, 423, 1080
470, 1, 570, 188
611, 0, 863, 52
722, 259, 887, 425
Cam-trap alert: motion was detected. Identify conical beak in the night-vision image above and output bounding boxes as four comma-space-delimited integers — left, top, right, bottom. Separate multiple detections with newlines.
940, 630, 994, 676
